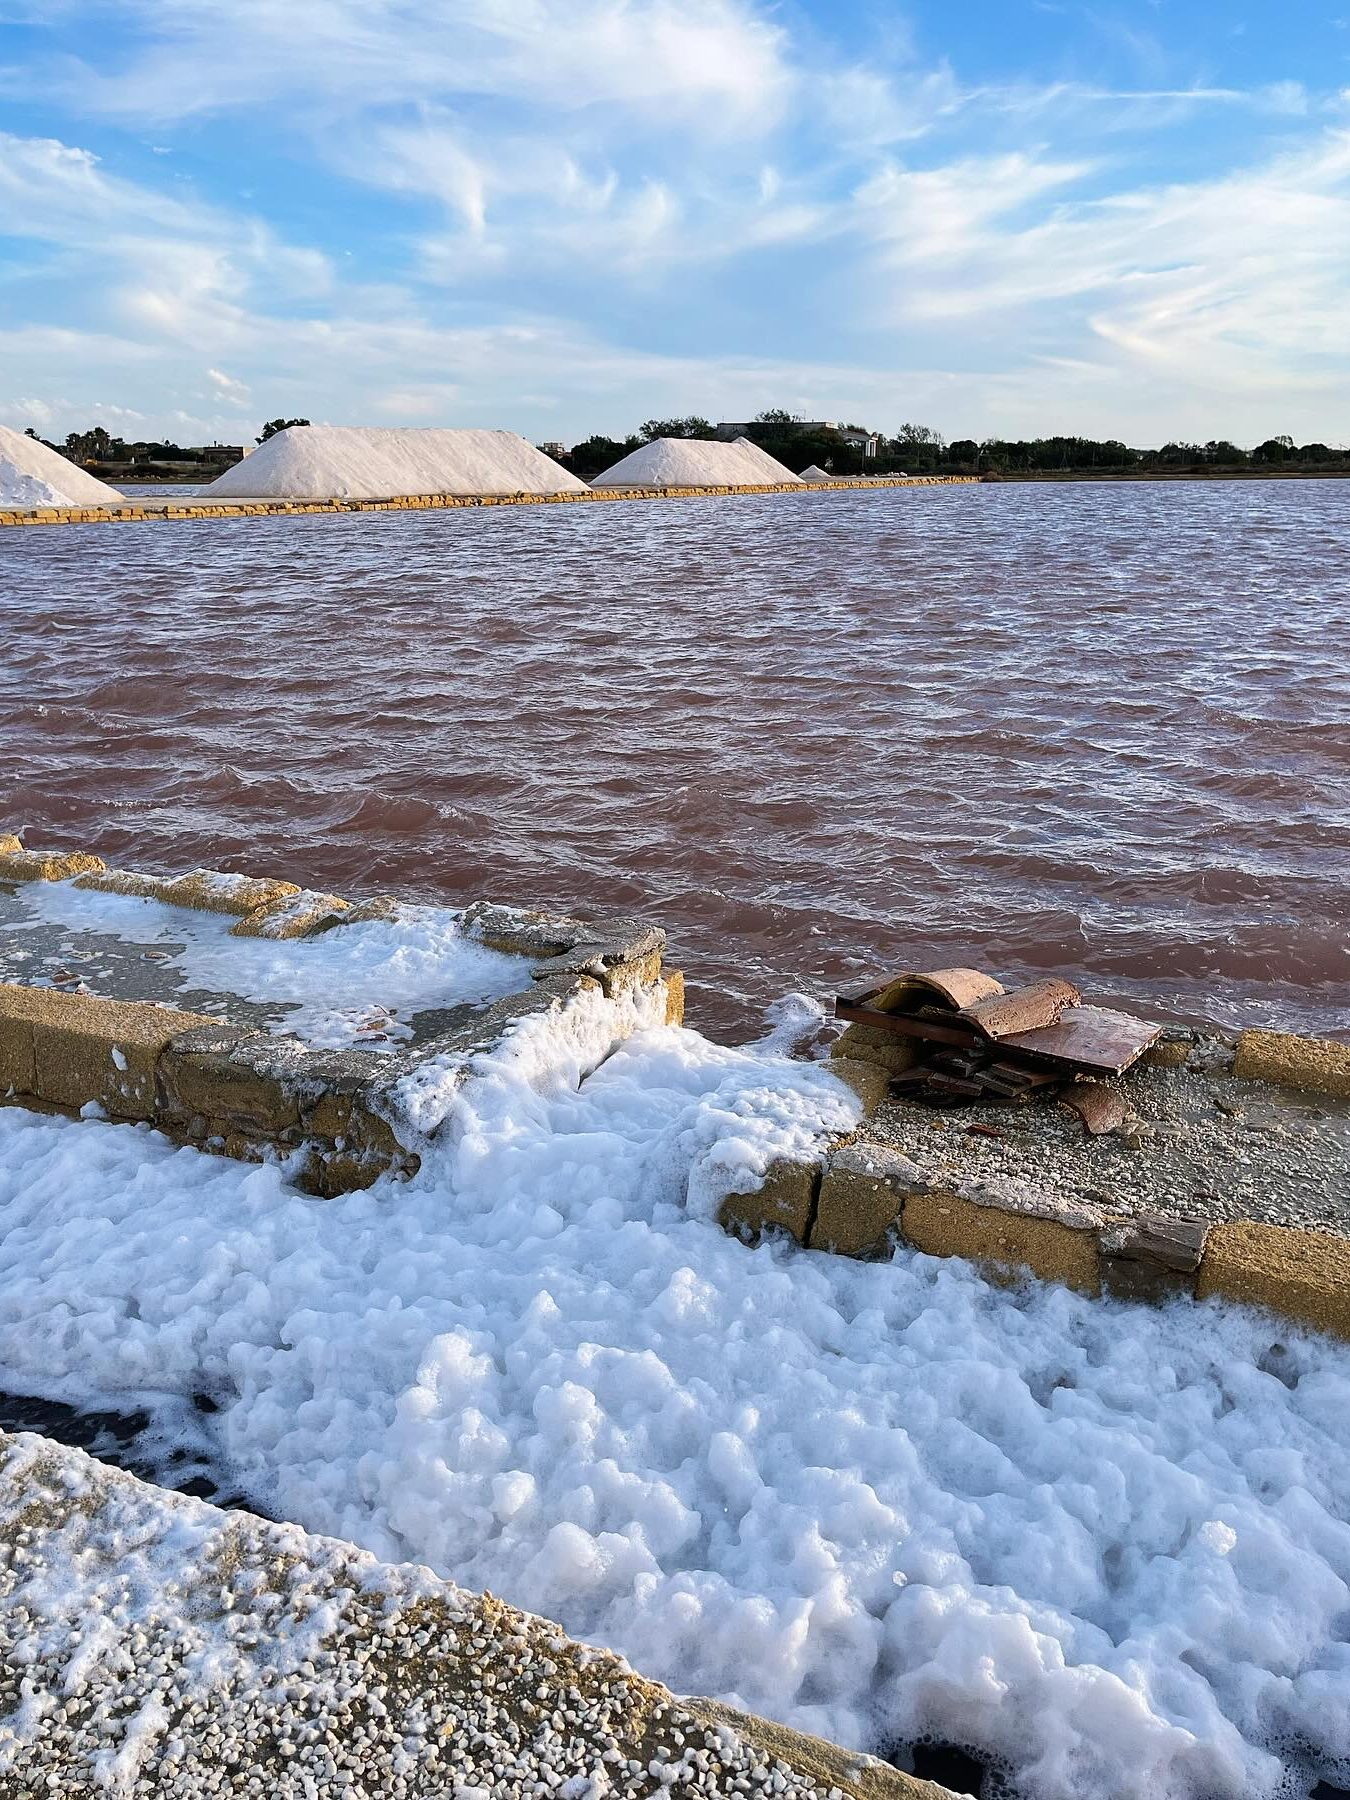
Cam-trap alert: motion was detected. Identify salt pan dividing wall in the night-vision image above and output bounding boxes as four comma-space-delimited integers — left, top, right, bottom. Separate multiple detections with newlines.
0, 425, 123, 509
198, 426, 588, 501
592, 436, 803, 489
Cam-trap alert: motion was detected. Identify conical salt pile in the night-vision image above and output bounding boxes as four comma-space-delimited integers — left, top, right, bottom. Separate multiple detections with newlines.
0, 426, 122, 508
199, 427, 588, 501
592, 436, 803, 489
800, 464, 838, 481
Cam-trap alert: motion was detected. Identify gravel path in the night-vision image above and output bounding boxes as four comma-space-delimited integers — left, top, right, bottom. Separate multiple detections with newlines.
0, 1430, 940, 1800
862, 1055, 1350, 1236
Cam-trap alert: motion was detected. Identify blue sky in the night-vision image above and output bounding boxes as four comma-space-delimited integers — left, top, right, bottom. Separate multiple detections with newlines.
2, 1, 1348, 445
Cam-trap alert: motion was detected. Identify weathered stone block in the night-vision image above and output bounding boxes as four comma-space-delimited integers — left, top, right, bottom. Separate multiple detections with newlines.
1234, 1029, 1350, 1100
340, 896, 402, 926
461, 900, 591, 958
161, 870, 301, 917
811, 1143, 919, 1257
901, 1189, 1102, 1295
0, 850, 105, 883
1099, 1214, 1207, 1303
598, 950, 663, 999
303, 1090, 402, 1159
0, 984, 45, 1094
830, 1024, 920, 1078
37, 996, 219, 1119
1196, 1220, 1350, 1339
159, 1028, 300, 1134
663, 969, 685, 1027
823, 1056, 892, 1118
73, 869, 177, 901
0, 985, 217, 1118
0, 834, 21, 856
1142, 1041, 1190, 1070
719, 1158, 820, 1245
231, 891, 350, 939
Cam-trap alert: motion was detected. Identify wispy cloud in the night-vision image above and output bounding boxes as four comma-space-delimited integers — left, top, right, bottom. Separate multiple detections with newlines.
1, 2, 1347, 443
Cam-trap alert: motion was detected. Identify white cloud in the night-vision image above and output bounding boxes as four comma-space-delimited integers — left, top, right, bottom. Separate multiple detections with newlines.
33, 0, 791, 134
2, 3, 1349, 445
206, 366, 251, 402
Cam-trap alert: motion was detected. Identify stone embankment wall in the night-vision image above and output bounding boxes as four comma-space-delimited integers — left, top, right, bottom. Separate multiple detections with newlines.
0, 841, 680, 1195
0, 476, 979, 529
723, 1027, 1350, 1342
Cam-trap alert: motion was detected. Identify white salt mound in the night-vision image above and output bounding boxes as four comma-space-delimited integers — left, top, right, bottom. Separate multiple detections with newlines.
592, 436, 803, 489
0, 425, 122, 508
198, 426, 588, 501
799, 464, 837, 482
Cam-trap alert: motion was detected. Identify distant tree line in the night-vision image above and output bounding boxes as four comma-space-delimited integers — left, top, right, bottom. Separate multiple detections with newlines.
23, 424, 253, 476
25, 417, 314, 479
547, 415, 1349, 479
27, 414, 1347, 483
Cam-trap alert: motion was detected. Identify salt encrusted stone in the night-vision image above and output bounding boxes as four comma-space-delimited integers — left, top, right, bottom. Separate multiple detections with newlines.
231, 890, 351, 939
0, 849, 105, 883
0, 1429, 915, 1800
162, 869, 301, 917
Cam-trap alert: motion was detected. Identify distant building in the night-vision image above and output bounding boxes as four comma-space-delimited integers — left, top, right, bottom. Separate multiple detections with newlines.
188, 444, 247, 465
537, 441, 568, 459
714, 421, 879, 458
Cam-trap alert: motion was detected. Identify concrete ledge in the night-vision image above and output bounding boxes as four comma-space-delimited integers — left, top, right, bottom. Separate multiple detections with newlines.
1196, 1220, 1350, 1338
901, 1188, 1103, 1296
0, 476, 981, 530
0, 846, 671, 1194
1234, 1028, 1350, 1099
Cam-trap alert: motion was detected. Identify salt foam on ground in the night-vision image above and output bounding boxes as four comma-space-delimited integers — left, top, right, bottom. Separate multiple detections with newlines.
11, 881, 527, 1049
1, 994, 1349, 1799
198, 426, 588, 501
0, 425, 122, 508
592, 437, 804, 489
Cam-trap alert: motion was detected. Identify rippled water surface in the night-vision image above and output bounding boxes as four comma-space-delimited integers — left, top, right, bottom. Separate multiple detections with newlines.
3, 482, 1346, 1038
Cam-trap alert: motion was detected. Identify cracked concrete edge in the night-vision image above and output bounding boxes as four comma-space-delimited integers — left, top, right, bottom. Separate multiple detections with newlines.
0, 893, 659, 1199
718, 1118, 1350, 1342
684, 1700, 960, 1800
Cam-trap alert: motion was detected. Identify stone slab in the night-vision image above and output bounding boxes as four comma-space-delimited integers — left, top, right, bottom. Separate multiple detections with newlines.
900, 1189, 1102, 1295
0, 850, 105, 883
1196, 1219, 1350, 1339
1234, 1029, 1350, 1100
719, 1158, 820, 1245
812, 1143, 921, 1256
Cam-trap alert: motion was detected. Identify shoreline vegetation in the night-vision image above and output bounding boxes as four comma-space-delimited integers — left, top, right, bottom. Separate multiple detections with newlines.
19, 416, 1349, 487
